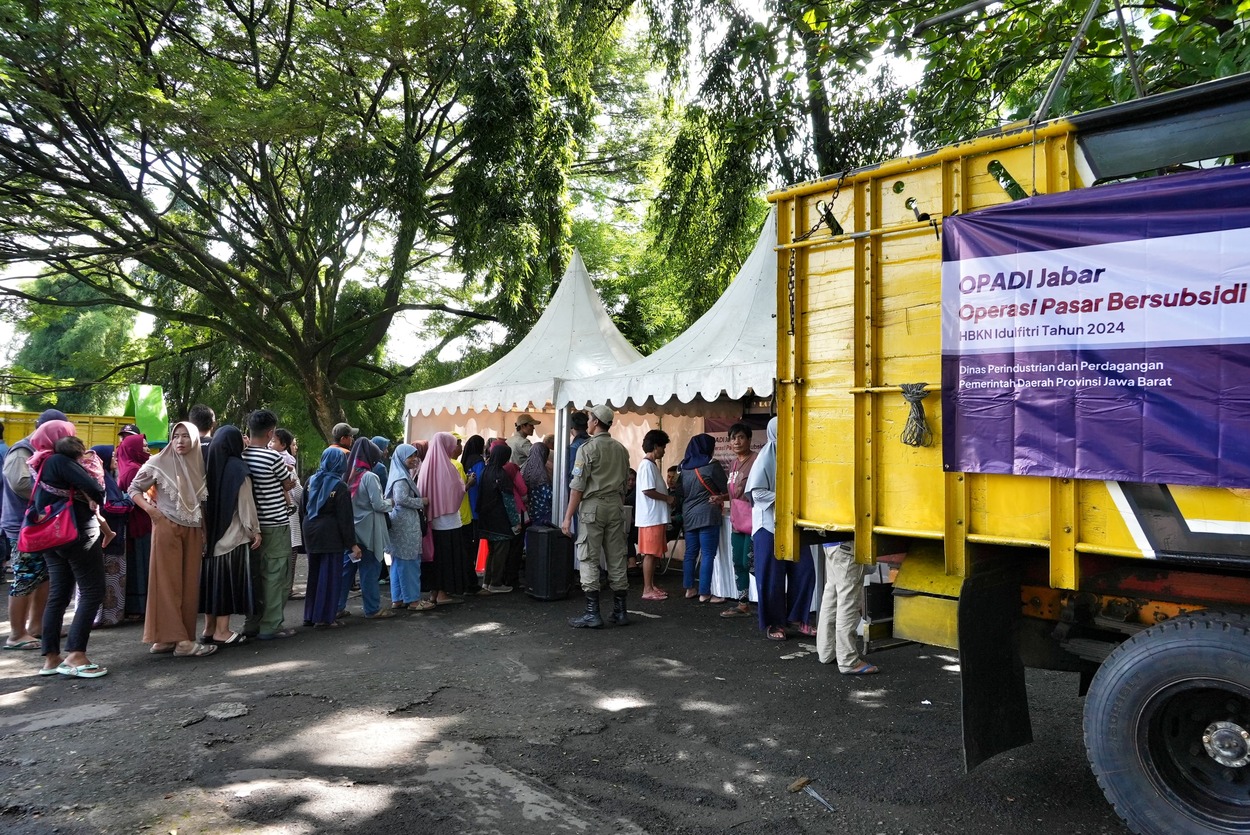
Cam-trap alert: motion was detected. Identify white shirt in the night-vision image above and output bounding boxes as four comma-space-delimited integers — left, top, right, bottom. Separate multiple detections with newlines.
635, 458, 670, 527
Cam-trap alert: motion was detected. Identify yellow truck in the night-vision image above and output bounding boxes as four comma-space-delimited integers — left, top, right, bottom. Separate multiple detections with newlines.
771, 73, 1250, 835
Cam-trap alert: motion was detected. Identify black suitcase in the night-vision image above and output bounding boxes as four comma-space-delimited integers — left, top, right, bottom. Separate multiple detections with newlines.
525, 525, 573, 600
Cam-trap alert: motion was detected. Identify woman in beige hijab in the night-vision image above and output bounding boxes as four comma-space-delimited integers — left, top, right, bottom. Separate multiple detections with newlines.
126, 421, 217, 657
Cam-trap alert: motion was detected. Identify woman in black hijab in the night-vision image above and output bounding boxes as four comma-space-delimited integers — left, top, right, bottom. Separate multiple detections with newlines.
200, 426, 260, 645
476, 444, 519, 592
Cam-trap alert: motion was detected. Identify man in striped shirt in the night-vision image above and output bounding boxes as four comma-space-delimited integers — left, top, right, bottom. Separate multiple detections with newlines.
241, 409, 296, 640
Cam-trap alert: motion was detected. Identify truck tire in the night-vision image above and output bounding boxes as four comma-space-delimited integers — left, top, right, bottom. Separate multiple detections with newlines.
1084, 612, 1250, 835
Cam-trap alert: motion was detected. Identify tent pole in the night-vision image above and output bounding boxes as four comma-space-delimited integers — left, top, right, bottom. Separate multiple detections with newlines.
553, 406, 569, 526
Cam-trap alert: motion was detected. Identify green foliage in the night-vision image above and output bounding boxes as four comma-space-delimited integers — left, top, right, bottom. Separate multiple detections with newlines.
0, 0, 624, 437
898, 0, 1250, 146
7, 279, 137, 414
635, 1, 908, 322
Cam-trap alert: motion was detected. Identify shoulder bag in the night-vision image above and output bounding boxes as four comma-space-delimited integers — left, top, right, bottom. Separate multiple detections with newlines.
18, 476, 78, 552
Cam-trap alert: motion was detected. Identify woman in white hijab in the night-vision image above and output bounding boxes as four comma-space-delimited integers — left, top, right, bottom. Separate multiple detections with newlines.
747, 417, 817, 641
127, 421, 217, 658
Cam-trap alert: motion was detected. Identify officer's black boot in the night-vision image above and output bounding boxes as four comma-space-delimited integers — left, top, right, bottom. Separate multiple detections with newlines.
568, 593, 604, 629
610, 590, 629, 626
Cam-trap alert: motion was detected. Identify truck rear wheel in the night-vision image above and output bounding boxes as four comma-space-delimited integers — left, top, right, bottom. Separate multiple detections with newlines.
1085, 612, 1250, 834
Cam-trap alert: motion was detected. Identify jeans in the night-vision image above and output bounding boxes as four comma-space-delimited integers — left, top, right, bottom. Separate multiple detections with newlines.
339, 548, 382, 615
43, 538, 105, 657
390, 557, 423, 604
730, 531, 752, 600
683, 524, 720, 596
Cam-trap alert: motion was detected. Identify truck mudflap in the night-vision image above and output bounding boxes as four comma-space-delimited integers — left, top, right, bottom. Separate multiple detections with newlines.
958, 567, 1033, 770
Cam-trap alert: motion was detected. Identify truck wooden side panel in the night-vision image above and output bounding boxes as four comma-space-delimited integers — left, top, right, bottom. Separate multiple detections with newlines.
772, 124, 1250, 612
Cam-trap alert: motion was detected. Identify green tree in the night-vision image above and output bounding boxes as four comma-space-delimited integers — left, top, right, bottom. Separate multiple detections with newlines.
638, 1, 910, 317
0, 0, 622, 439
7, 280, 137, 414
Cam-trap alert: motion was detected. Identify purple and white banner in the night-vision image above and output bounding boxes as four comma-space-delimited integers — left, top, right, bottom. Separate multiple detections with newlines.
941, 164, 1250, 488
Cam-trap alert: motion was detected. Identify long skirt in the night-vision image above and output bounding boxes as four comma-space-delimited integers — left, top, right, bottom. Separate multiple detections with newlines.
305, 551, 345, 624
423, 526, 467, 595
124, 533, 151, 616
94, 513, 128, 627
200, 543, 257, 616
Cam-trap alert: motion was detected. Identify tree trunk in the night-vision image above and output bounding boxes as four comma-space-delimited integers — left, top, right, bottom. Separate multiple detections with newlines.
799, 26, 838, 177
301, 366, 344, 444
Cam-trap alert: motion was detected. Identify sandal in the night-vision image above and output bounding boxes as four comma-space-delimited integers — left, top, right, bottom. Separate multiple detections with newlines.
173, 643, 218, 658
410, 600, 436, 612
844, 662, 880, 675
365, 609, 396, 619
766, 626, 788, 642
720, 606, 751, 618
434, 597, 463, 606
685, 590, 698, 599
257, 629, 297, 640
56, 662, 109, 678
313, 621, 345, 629
789, 621, 816, 636
215, 632, 248, 646
149, 643, 177, 654
641, 590, 669, 601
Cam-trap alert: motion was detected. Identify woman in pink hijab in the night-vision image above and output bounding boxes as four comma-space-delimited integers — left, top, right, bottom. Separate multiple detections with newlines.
416, 432, 468, 605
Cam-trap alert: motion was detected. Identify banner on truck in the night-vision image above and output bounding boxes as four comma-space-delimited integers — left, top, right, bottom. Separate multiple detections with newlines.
940, 164, 1250, 488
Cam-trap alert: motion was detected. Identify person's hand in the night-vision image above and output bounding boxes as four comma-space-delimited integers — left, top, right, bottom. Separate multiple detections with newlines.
561, 519, 572, 537
250, 533, 262, 549
512, 524, 522, 535
465, 472, 476, 485
350, 545, 362, 560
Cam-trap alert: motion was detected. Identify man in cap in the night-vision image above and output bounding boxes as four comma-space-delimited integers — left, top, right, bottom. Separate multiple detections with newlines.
508, 414, 539, 469
118, 423, 142, 442
2, 408, 67, 649
330, 422, 358, 452
561, 405, 631, 628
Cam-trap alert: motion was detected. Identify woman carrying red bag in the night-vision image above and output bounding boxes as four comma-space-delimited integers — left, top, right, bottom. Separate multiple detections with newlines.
25, 422, 109, 678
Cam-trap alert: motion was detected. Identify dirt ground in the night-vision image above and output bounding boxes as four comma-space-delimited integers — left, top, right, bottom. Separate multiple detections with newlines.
1, 568, 1131, 835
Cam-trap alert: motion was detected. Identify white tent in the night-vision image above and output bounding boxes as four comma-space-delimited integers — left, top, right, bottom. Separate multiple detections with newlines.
558, 209, 777, 414
404, 250, 643, 421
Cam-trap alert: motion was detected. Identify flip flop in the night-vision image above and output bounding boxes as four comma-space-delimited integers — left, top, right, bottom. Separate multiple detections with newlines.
56, 662, 109, 678
766, 626, 788, 641
641, 590, 669, 601
365, 609, 396, 619
789, 621, 817, 636
3, 639, 40, 650
149, 643, 176, 654
434, 597, 464, 606
215, 632, 248, 646
720, 606, 751, 618
844, 662, 880, 675
37, 666, 61, 676
174, 643, 219, 657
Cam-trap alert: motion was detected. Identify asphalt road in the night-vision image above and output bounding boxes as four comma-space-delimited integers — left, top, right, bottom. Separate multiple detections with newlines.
0, 573, 1131, 835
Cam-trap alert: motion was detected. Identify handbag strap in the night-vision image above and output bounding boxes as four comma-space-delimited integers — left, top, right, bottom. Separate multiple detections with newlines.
694, 466, 717, 497
25, 469, 74, 516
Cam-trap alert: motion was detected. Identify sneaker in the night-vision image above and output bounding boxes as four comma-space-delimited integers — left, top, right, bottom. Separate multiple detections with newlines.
485, 584, 513, 594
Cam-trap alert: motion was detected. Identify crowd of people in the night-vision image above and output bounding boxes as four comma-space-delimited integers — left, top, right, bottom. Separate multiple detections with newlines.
0, 403, 879, 680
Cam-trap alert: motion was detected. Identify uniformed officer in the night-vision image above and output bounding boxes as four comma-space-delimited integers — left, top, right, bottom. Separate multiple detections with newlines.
561, 404, 631, 628
507, 414, 539, 469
